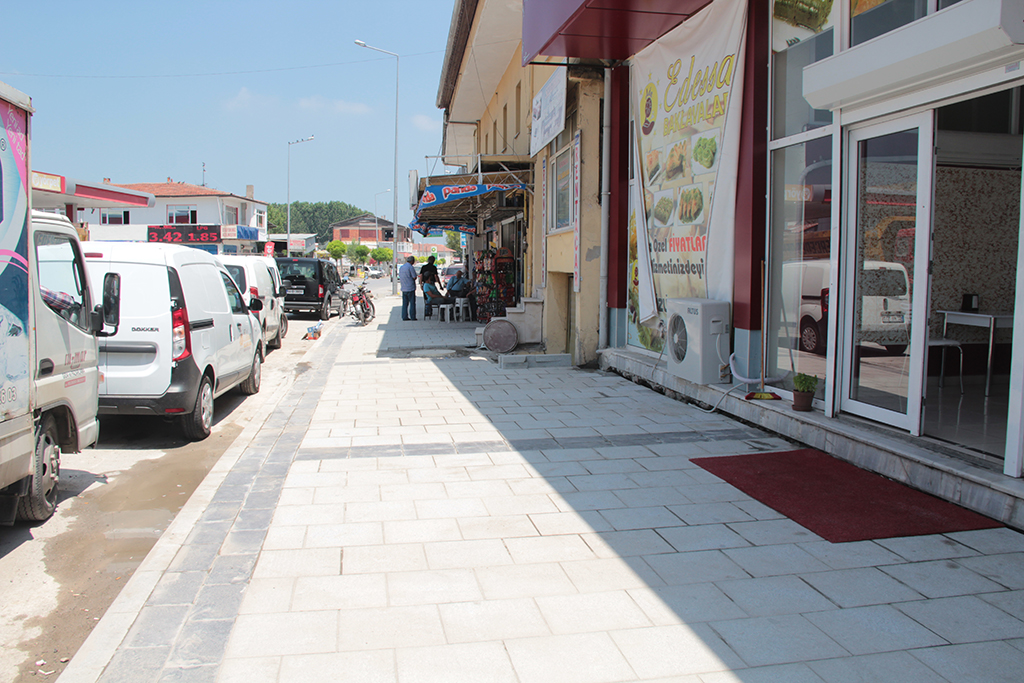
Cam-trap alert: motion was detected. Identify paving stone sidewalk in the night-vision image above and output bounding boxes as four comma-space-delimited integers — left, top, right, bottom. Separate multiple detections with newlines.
63, 296, 1024, 683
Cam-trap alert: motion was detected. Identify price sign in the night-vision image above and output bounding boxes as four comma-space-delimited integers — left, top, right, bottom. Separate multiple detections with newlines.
147, 225, 221, 244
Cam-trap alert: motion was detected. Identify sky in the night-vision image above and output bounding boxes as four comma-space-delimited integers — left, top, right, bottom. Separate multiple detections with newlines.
2, 0, 460, 231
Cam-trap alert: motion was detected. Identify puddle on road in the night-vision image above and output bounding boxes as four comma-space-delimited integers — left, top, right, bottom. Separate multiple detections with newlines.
14, 424, 242, 682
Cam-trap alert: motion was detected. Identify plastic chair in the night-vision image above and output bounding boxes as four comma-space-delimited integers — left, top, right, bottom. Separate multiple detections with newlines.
928, 337, 964, 393
455, 298, 471, 322
438, 303, 455, 323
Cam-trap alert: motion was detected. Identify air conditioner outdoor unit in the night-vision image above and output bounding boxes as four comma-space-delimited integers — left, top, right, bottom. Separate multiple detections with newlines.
665, 298, 731, 384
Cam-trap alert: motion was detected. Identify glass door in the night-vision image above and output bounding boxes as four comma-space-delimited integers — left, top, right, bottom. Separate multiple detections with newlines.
840, 114, 933, 433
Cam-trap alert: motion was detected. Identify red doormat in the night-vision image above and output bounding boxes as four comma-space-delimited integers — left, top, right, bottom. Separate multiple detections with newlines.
691, 449, 1002, 543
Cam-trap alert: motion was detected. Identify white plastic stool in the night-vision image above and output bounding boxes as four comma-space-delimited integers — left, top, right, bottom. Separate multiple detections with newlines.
455, 298, 471, 322
438, 303, 455, 323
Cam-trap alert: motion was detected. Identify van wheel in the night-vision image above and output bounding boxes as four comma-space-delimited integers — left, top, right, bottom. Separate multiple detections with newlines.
320, 298, 331, 320
18, 415, 60, 522
800, 319, 824, 355
182, 375, 214, 441
885, 344, 907, 356
239, 351, 262, 395
269, 319, 283, 349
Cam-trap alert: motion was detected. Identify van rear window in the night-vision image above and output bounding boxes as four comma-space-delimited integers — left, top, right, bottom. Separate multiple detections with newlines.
225, 265, 247, 291
860, 269, 908, 297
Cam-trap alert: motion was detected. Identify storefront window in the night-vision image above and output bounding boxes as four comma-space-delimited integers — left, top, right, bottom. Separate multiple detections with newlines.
766, 137, 832, 395
851, 0, 926, 47
552, 145, 574, 232
772, 2, 834, 139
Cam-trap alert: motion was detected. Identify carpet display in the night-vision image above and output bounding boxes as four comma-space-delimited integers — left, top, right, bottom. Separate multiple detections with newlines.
691, 449, 1002, 543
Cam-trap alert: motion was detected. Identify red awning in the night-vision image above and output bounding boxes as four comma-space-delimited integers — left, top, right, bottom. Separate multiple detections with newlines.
522, 0, 711, 64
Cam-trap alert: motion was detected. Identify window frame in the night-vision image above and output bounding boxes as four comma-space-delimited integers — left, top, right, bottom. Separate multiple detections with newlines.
167, 205, 198, 224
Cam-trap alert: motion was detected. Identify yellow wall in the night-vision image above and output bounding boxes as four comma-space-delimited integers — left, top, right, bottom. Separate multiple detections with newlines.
538, 73, 604, 365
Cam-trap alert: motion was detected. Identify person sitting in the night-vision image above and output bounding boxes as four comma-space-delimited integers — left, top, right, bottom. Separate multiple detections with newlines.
448, 272, 477, 322
422, 272, 453, 317
446, 270, 469, 298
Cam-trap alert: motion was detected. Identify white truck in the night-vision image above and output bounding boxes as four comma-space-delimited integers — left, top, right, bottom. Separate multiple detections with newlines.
0, 81, 120, 524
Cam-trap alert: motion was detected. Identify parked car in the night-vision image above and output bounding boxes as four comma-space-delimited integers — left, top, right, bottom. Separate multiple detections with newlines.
276, 257, 345, 319
367, 267, 384, 279
220, 254, 288, 349
781, 259, 910, 356
82, 242, 264, 440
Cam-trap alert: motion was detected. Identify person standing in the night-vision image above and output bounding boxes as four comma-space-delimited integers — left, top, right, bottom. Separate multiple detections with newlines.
399, 256, 418, 321
420, 255, 442, 317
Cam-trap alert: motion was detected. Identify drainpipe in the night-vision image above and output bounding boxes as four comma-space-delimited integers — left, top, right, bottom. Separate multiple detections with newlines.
598, 67, 611, 349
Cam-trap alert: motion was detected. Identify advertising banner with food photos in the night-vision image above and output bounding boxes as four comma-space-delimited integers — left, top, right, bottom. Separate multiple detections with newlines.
626, 0, 746, 353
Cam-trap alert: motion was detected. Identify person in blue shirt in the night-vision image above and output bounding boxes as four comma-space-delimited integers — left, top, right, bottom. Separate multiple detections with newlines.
398, 256, 418, 321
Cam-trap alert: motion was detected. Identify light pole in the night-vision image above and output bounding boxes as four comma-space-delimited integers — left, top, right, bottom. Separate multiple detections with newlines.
355, 40, 400, 295
374, 189, 391, 275
286, 135, 315, 257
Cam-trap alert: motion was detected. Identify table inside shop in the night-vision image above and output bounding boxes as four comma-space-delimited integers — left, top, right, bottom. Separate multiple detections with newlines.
938, 310, 1014, 396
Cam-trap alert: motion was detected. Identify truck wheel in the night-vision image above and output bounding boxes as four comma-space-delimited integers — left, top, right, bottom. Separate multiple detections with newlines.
18, 415, 61, 522
182, 375, 214, 441
239, 350, 262, 395
320, 297, 331, 320
885, 344, 907, 356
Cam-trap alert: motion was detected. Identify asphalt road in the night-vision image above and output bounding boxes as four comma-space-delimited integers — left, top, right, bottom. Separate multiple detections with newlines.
0, 283, 392, 682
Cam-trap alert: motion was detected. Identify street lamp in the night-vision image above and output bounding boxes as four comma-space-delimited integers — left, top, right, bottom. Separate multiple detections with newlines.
355, 39, 400, 295
374, 189, 391, 274
287, 135, 315, 257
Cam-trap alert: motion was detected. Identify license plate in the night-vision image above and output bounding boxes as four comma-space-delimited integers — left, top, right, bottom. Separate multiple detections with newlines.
881, 312, 905, 323
287, 288, 304, 295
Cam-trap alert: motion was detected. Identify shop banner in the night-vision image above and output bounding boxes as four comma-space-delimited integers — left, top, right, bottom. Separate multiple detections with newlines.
627, 0, 746, 352
414, 183, 527, 217
408, 222, 476, 237
530, 66, 567, 157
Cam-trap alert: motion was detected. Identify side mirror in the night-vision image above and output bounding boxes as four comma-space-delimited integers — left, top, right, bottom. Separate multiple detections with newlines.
278, 285, 288, 297
95, 272, 120, 335
249, 298, 264, 312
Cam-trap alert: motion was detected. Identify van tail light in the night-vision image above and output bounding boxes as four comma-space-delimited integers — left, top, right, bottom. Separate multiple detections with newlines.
318, 284, 325, 299
171, 306, 192, 361
821, 288, 829, 316
250, 285, 259, 299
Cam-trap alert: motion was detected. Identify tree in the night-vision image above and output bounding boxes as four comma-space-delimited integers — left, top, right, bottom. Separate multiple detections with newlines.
347, 244, 371, 264
267, 201, 367, 244
326, 240, 347, 261
445, 230, 463, 259
370, 247, 393, 264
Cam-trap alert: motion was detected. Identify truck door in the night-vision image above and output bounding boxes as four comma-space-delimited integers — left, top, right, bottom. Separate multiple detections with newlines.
33, 231, 101, 446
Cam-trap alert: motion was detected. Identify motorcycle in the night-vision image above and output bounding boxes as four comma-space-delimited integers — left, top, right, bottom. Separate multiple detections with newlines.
350, 280, 375, 325
338, 277, 352, 317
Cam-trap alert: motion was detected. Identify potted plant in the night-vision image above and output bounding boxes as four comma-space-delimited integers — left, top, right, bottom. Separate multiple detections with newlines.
792, 373, 818, 412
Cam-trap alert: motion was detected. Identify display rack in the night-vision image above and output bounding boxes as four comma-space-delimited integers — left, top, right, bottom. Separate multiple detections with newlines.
473, 248, 516, 324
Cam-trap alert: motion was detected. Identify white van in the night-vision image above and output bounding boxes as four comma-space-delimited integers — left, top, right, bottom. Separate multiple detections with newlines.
781, 259, 911, 355
82, 242, 264, 440
219, 254, 288, 349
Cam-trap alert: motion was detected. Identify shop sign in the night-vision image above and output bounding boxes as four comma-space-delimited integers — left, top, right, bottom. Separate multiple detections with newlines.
31, 171, 65, 194
573, 130, 581, 292
627, 0, 747, 353
221, 225, 237, 240
541, 157, 547, 289
530, 66, 567, 156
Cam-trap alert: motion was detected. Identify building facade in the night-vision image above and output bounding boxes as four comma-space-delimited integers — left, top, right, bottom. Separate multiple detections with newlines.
79, 178, 269, 254
425, 0, 1024, 526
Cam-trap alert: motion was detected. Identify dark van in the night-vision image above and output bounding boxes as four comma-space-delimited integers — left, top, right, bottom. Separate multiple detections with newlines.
276, 257, 344, 320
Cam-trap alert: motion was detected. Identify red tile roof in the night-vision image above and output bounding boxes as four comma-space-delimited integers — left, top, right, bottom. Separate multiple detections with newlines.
109, 178, 264, 203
